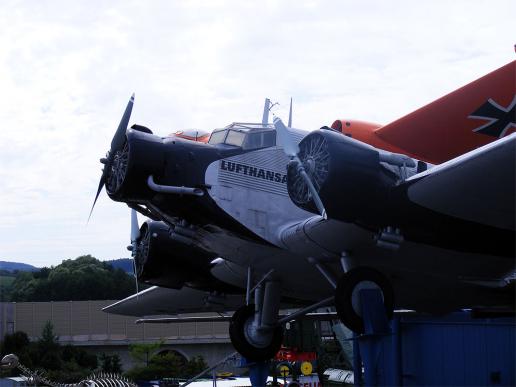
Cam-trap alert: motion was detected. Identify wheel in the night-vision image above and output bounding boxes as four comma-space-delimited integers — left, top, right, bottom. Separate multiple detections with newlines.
229, 304, 283, 362
335, 267, 394, 333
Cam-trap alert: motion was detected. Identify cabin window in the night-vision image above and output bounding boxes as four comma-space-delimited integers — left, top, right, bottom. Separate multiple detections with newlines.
209, 126, 277, 150
244, 131, 276, 150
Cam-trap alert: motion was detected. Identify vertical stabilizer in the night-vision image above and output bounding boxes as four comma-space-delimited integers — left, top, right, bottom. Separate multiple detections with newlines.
374, 61, 515, 163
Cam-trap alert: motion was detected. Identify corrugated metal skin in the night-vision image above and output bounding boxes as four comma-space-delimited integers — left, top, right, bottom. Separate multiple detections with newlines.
371, 313, 516, 386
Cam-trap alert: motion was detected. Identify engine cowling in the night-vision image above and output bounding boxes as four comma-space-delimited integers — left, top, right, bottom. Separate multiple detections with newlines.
104, 128, 226, 215
287, 129, 398, 225
106, 129, 166, 201
134, 220, 236, 292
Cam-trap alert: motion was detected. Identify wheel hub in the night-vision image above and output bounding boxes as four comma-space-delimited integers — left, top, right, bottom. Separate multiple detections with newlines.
243, 317, 273, 349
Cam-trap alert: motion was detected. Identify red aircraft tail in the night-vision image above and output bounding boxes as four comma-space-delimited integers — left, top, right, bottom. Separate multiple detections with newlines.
374, 60, 515, 164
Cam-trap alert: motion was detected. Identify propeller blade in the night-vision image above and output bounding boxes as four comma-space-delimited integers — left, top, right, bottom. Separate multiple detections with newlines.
130, 208, 140, 301
288, 97, 293, 128
296, 164, 327, 220
273, 116, 327, 219
87, 94, 135, 222
273, 116, 299, 157
130, 209, 140, 242
111, 93, 135, 154
87, 175, 106, 222
132, 258, 140, 301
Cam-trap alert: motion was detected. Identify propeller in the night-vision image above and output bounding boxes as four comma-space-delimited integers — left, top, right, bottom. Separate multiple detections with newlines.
88, 94, 135, 221
129, 208, 140, 299
288, 97, 293, 128
273, 116, 327, 219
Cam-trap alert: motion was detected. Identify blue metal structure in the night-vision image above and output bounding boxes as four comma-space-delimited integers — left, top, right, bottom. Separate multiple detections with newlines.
241, 357, 270, 386
353, 302, 516, 386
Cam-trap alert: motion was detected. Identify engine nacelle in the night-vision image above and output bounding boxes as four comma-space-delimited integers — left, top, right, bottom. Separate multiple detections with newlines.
106, 129, 166, 201
287, 129, 401, 225
134, 220, 234, 291
105, 128, 225, 210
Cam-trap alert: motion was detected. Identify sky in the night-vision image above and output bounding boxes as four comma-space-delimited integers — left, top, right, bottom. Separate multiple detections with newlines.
0, 0, 514, 267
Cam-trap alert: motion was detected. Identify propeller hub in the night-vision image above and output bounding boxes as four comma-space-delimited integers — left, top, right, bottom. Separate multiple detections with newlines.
287, 132, 330, 207
303, 157, 316, 176
134, 225, 151, 278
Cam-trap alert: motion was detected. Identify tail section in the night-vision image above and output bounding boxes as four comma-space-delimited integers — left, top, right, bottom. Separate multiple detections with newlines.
374, 61, 515, 164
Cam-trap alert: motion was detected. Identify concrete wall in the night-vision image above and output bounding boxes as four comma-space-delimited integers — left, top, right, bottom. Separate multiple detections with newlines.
0, 300, 237, 372
8, 300, 230, 342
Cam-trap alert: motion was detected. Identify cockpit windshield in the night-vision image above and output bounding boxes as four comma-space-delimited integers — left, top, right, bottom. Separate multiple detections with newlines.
225, 130, 246, 147
208, 123, 276, 150
209, 129, 228, 144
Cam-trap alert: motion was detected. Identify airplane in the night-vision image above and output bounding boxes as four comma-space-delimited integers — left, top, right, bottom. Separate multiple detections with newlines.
94, 60, 515, 362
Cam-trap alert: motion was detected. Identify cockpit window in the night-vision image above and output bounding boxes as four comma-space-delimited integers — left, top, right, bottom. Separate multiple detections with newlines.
208, 129, 227, 144
225, 130, 246, 147
208, 124, 277, 150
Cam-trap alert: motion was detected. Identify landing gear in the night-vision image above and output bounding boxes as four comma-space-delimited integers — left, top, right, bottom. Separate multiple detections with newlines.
229, 304, 284, 362
230, 274, 284, 362
335, 266, 394, 333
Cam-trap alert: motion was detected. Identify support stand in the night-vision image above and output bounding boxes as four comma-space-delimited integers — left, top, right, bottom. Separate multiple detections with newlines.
353, 288, 391, 387
241, 357, 270, 387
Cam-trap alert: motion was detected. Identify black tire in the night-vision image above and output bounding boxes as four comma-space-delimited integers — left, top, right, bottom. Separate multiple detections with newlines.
335, 267, 394, 334
229, 304, 283, 362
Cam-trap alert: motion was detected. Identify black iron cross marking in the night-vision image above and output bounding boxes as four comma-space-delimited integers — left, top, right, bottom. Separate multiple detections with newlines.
469, 96, 516, 138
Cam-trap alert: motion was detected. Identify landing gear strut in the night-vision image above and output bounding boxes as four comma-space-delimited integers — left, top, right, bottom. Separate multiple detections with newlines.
229, 304, 283, 361
229, 276, 283, 362
308, 255, 394, 333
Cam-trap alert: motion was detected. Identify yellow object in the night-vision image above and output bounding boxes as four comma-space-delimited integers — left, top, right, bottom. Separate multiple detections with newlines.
279, 364, 290, 377
216, 371, 233, 378
300, 361, 313, 376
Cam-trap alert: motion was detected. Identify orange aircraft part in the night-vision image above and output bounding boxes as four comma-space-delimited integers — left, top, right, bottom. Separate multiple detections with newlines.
170, 131, 210, 143
330, 119, 413, 156
332, 60, 515, 164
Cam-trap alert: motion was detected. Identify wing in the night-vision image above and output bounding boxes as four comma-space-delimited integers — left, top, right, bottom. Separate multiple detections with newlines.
103, 286, 245, 317
404, 132, 515, 231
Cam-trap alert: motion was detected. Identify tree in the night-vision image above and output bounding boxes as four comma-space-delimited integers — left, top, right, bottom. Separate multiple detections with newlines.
129, 340, 164, 366
0, 331, 30, 355
0, 323, 98, 382
182, 355, 207, 378
100, 353, 122, 374
0, 331, 36, 376
8, 255, 136, 302
125, 352, 207, 380
37, 321, 61, 371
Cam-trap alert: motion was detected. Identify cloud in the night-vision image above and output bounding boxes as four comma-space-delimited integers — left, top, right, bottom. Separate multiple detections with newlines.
0, 0, 514, 265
